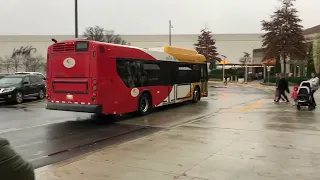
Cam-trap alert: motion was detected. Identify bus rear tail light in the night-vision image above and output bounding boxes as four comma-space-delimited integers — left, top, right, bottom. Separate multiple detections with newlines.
92, 98, 97, 103
93, 92, 97, 97
92, 79, 97, 85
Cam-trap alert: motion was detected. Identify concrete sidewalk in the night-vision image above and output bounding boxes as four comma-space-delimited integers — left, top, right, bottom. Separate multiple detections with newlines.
35, 87, 320, 180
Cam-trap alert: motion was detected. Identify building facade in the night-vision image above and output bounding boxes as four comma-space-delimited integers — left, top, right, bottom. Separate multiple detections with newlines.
0, 34, 263, 73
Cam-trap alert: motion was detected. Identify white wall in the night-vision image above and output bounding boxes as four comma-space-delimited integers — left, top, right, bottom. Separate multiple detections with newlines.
0, 33, 263, 65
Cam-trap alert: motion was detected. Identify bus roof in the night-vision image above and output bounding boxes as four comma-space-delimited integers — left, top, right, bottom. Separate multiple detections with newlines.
49, 40, 207, 64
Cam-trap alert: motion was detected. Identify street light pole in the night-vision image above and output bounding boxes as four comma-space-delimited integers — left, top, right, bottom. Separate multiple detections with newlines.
75, 0, 78, 38
244, 53, 251, 83
221, 55, 227, 83
169, 20, 172, 46
245, 58, 248, 83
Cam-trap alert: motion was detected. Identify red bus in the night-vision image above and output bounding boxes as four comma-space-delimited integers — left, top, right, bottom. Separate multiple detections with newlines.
46, 40, 208, 116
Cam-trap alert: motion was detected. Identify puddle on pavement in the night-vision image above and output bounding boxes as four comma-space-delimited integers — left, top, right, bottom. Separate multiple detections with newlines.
0, 105, 31, 111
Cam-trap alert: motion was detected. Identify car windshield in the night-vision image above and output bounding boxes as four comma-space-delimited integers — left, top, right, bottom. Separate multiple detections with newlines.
0, 77, 22, 85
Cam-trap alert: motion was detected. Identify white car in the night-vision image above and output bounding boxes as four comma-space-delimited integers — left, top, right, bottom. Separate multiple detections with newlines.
14, 72, 46, 80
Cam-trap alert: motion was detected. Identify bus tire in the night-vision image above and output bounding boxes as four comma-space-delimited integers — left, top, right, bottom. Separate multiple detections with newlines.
138, 93, 152, 116
192, 86, 200, 103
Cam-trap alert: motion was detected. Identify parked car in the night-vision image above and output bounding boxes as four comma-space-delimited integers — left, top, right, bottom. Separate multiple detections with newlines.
0, 74, 10, 79
0, 74, 46, 104
14, 72, 46, 80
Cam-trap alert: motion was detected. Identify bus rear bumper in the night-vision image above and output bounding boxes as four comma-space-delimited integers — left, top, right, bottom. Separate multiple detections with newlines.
46, 102, 102, 113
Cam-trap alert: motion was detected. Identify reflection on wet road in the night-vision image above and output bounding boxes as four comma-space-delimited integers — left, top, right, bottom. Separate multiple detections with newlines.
0, 83, 277, 168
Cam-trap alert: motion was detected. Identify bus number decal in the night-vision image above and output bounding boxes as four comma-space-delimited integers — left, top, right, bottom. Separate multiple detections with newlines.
131, 88, 139, 97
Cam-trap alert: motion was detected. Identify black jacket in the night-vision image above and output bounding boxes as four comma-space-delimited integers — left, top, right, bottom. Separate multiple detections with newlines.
277, 78, 289, 92
0, 138, 35, 180
276, 78, 280, 87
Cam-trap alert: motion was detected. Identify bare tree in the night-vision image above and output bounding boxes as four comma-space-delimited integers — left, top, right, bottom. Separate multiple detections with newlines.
83, 26, 105, 41
28, 55, 45, 72
11, 46, 37, 71
83, 26, 128, 44
105, 30, 127, 45
0, 56, 13, 73
0, 57, 3, 73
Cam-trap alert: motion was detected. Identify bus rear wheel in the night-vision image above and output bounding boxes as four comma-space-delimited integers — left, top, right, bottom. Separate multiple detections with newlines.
192, 86, 200, 103
138, 93, 152, 116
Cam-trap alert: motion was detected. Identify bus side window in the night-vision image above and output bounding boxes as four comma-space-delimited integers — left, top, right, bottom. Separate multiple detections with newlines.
200, 65, 204, 78
116, 59, 141, 88
203, 64, 208, 80
142, 62, 160, 86
176, 63, 194, 84
192, 64, 200, 82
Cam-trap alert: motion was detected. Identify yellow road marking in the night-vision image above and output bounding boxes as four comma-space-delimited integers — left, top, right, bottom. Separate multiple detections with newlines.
238, 102, 264, 112
210, 81, 273, 92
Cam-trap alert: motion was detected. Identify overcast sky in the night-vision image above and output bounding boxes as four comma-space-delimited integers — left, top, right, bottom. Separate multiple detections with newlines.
1, 0, 319, 35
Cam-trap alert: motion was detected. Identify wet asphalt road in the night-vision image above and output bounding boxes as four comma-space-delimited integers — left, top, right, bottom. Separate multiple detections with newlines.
0, 83, 271, 169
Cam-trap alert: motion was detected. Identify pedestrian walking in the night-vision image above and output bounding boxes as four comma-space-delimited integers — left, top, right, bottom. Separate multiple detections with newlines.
291, 84, 299, 105
274, 73, 285, 102
0, 138, 35, 180
275, 73, 290, 103
224, 75, 228, 85
310, 72, 319, 107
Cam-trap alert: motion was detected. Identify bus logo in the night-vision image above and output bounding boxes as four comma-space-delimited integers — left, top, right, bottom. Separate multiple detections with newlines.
63, 58, 76, 68
131, 88, 139, 97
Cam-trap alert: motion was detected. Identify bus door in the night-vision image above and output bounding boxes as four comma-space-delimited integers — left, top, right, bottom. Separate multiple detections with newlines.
161, 61, 177, 104
200, 64, 208, 97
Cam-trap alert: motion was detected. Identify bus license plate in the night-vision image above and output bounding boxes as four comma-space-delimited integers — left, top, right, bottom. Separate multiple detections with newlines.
66, 94, 73, 100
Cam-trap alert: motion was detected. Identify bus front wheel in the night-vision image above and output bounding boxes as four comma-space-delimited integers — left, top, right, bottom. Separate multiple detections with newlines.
192, 86, 200, 103
138, 93, 152, 116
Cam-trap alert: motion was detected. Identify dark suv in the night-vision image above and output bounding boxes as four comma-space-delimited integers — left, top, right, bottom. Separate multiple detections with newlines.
0, 74, 46, 104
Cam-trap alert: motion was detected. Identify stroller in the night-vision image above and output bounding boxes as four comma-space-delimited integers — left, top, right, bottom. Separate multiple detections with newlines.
296, 81, 315, 110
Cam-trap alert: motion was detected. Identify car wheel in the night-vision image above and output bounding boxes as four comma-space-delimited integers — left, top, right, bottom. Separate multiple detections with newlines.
138, 93, 152, 116
15, 91, 23, 104
37, 89, 45, 100
192, 86, 200, 103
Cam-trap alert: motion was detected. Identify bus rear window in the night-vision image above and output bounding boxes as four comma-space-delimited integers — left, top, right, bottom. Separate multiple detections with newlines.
76, 42, 89, 51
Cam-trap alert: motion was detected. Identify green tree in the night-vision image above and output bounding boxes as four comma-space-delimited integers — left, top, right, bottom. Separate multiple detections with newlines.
306, 43, 315, 77
261, 0, 306, 74
83, 26, 127, 45
314, 35, 320, 74
194, 28, 220, 70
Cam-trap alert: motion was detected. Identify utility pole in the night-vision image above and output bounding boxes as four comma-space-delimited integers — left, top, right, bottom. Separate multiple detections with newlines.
169, 20, 172, 46
75, 0, 78, 38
